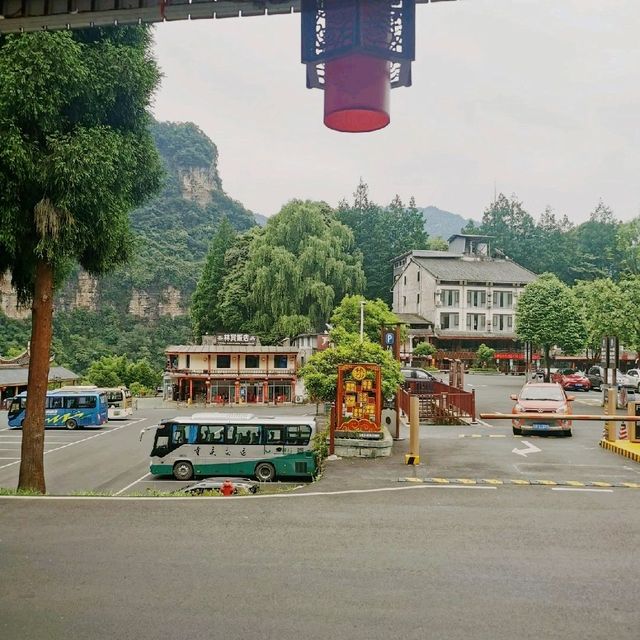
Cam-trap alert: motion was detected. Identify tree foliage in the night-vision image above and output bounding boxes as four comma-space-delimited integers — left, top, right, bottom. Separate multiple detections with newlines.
516, 274, 586, 373
0, 27, 163, 492
329, 295, 401, 344
191, 217, 236, 339
413, 341, 436, 357
475, 344, 496, 368
214, 200, 365, 342
86, 354, 160, 389
300, 333, 403, 402
337, 181, 428, 303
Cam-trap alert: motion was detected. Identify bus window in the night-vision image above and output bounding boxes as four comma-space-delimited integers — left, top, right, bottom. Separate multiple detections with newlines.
78, 396, 97, 409
107, 390, 124, 403
47, 396, 63, 410
266, 427, 285, 445
172, 424, 198, 446
64, 396, 80, 409
197, 425, 224, 444
286, 425, 312, 446
233, 426, 261, 445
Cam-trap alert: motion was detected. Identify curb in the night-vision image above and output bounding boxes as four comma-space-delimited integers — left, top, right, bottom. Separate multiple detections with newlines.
599, 439, 640, 464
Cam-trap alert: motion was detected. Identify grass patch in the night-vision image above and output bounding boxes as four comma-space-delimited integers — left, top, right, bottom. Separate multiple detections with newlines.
0, 487, 43, 496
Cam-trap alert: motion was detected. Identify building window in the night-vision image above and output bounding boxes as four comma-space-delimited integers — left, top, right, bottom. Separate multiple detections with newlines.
245, 354, 259, 368
440, 289, 460, 307
493, 291, 513, 308
492, 315, 513, 331
274, 355, 288, 369
467, 290, 486, 308
217, 355, 231, 368
417, 271, 420, 282
440, 313, 459, 329
466, 313, 486, 331
186, 354, 191, 369
403, 296, 407, 308
403, 275, 407, 285
417, 293, 420, 305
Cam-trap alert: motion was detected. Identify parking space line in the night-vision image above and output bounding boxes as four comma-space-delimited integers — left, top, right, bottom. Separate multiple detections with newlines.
114, 472, 151, 496
552, 487, 614, 493
0, 418, 148, 471
0, 457, 20, 460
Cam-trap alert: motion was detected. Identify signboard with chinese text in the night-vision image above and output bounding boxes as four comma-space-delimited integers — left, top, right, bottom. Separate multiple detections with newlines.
335, 363, 382, 440
216, 333, 257, 345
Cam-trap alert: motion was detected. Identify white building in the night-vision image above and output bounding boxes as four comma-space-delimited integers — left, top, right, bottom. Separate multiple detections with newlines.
392, 235, 537, 366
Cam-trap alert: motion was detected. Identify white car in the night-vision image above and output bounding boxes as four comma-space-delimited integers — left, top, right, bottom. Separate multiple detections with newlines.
623, 369, 640, 390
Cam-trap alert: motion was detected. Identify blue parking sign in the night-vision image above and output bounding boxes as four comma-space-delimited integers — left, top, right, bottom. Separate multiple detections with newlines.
384, 331, 395, 346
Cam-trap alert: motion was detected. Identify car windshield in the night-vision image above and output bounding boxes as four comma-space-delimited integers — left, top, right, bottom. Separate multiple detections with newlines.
519, 386, 564, 401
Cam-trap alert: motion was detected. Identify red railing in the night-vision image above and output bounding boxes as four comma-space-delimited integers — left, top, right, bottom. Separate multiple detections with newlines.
403, 380, 475, 423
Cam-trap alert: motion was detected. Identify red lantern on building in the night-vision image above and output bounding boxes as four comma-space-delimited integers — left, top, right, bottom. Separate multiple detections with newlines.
302, 0, 416, 133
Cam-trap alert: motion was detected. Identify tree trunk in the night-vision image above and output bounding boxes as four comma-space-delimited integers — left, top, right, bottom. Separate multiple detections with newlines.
18, 260, 54, 494
544, 345, 551, 383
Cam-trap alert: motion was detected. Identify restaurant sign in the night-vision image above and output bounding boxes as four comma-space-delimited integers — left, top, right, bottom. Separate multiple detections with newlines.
216, 333, 258, 345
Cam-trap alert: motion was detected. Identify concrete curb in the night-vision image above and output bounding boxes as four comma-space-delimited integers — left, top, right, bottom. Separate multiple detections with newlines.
599, 439, 640, 464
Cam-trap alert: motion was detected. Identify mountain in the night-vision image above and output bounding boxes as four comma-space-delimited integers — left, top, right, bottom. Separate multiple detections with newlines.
420, 206, 477, 240
0, 122, 258, 373
254, 213, 269, 227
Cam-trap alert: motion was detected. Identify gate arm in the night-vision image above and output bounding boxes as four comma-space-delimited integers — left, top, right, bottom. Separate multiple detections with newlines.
480, 413, 640, 422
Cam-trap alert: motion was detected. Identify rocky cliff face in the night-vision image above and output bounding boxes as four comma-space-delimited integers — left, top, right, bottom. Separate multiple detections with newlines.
178, 166, 222, 206
0, 272, 30, 320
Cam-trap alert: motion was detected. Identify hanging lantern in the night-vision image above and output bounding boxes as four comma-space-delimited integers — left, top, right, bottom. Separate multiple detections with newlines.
301, 0, 416, 133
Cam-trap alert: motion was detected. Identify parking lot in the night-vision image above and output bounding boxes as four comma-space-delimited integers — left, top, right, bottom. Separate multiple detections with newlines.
0, 374, 638, 495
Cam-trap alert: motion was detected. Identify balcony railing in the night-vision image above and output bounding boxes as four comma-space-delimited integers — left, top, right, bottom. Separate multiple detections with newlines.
165, 367, 296, 376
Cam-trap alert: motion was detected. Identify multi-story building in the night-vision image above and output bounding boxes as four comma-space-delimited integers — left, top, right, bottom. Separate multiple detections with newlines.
392, 234, 537, 366
165, 333, 299, 404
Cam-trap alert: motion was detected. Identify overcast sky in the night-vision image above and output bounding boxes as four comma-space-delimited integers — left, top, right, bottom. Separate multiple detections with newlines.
151, 0, 640, 225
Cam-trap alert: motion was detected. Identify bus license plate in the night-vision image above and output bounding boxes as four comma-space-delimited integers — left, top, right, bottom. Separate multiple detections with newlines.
532, 423, 550, 430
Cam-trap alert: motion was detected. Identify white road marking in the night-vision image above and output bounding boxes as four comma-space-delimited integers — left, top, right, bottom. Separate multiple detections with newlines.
0, 483, 498, 501
474, 419, 495, 428
0, 418, 148, 471
552, 487, 614, 493
0, 457, 20, 460
512, 440, 542, 457
114, 472, 151, 496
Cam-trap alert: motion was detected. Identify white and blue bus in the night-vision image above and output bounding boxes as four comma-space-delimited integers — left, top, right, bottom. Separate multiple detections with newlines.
145, 413, 318, 482
8, 389, 109, 430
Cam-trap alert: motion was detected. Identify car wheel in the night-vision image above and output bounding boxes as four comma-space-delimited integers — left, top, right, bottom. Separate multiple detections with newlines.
66, 419, 78, 430
512, 426, 523, 436
173, 461, 194, 481
255, 462, 276, 482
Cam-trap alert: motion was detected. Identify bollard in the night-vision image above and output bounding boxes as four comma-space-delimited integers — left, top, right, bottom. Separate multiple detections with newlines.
405, 395, 420, 465
604, 387, 617, 441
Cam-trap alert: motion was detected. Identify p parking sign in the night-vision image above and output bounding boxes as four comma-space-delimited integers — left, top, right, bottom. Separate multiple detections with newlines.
384, 331, 395, 346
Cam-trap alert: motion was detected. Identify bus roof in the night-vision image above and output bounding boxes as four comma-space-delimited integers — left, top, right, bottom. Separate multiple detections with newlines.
16, 389, 106, 397
169, 413, 316, 426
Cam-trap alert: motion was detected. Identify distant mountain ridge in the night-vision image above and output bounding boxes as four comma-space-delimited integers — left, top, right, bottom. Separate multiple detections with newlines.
419, 206, 477, 240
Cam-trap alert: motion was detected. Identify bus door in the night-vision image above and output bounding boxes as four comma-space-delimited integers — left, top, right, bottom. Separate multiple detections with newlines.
281, 424, 314, 476
264, 425, 287, 461
45, 395, 64, 425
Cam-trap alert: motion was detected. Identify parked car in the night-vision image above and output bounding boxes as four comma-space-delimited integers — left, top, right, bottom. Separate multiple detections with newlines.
401, 367, 437, 382
179, 478, 259, 495
622, 369, 640, 390
551, 368, 591, 392
587, 366, 604, 391
510, 382, 574, 437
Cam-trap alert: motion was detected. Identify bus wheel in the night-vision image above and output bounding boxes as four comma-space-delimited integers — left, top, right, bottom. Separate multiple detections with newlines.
173, 461, 194, 481
255, 462, 276, 482
66, 419, 78, 430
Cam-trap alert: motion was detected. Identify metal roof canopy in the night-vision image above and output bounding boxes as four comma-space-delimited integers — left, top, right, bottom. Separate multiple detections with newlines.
0, 0, 456, 35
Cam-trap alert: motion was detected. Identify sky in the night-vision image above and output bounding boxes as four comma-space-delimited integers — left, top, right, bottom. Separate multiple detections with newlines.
151, 0, 640, 224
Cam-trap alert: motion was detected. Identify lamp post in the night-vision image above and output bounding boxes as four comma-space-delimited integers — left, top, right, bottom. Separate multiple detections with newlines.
360, 300, 365, 341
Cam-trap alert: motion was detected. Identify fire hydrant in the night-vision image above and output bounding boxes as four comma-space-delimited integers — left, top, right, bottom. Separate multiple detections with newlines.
220, 480, 235, 497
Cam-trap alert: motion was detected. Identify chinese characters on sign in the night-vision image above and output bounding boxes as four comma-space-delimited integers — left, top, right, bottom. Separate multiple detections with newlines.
216, 333, 257, 345
335, 363, 382, 440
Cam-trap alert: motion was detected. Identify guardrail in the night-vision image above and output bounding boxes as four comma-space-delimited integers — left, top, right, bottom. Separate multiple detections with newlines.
403, 380, 476, 423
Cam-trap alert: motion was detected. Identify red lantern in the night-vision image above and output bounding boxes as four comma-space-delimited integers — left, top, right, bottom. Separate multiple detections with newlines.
302, 0, 415, 133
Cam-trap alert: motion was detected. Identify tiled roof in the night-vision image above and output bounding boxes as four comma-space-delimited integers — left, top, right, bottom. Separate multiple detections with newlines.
414, 256, 536, 284
395, 313, 434, 326
0, 366, 80, 387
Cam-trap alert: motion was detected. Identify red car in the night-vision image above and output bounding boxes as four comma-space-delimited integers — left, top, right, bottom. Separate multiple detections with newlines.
511, 382, 574, 437
551, 369, 591, 392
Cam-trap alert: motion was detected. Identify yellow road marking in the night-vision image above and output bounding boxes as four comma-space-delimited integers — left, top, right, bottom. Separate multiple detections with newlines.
535, 480, 557, 485
404, 477, 423, 483
510, 479, 530, 485
566, 481, 585, 487
620, 482, 640, 488
456, 478, 477, 485
590, 481, 613, 487
430, 478, 450, 484
481, 479, 504, 485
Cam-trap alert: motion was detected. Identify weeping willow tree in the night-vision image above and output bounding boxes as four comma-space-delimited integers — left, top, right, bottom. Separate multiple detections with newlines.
0, 28, 162, 492
216, 200, 365, 342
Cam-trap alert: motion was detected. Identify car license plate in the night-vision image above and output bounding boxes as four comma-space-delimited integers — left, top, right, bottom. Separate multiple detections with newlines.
532, 423, 550, 430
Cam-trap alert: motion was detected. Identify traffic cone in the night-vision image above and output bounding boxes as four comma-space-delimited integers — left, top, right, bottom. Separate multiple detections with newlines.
619, 422, 628, 441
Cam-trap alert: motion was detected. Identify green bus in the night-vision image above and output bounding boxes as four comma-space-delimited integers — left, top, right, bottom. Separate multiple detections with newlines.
146, 413, 317, 482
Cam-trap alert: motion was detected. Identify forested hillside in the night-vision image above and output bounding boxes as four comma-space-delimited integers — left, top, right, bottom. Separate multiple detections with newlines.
0, 121, 256, 373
